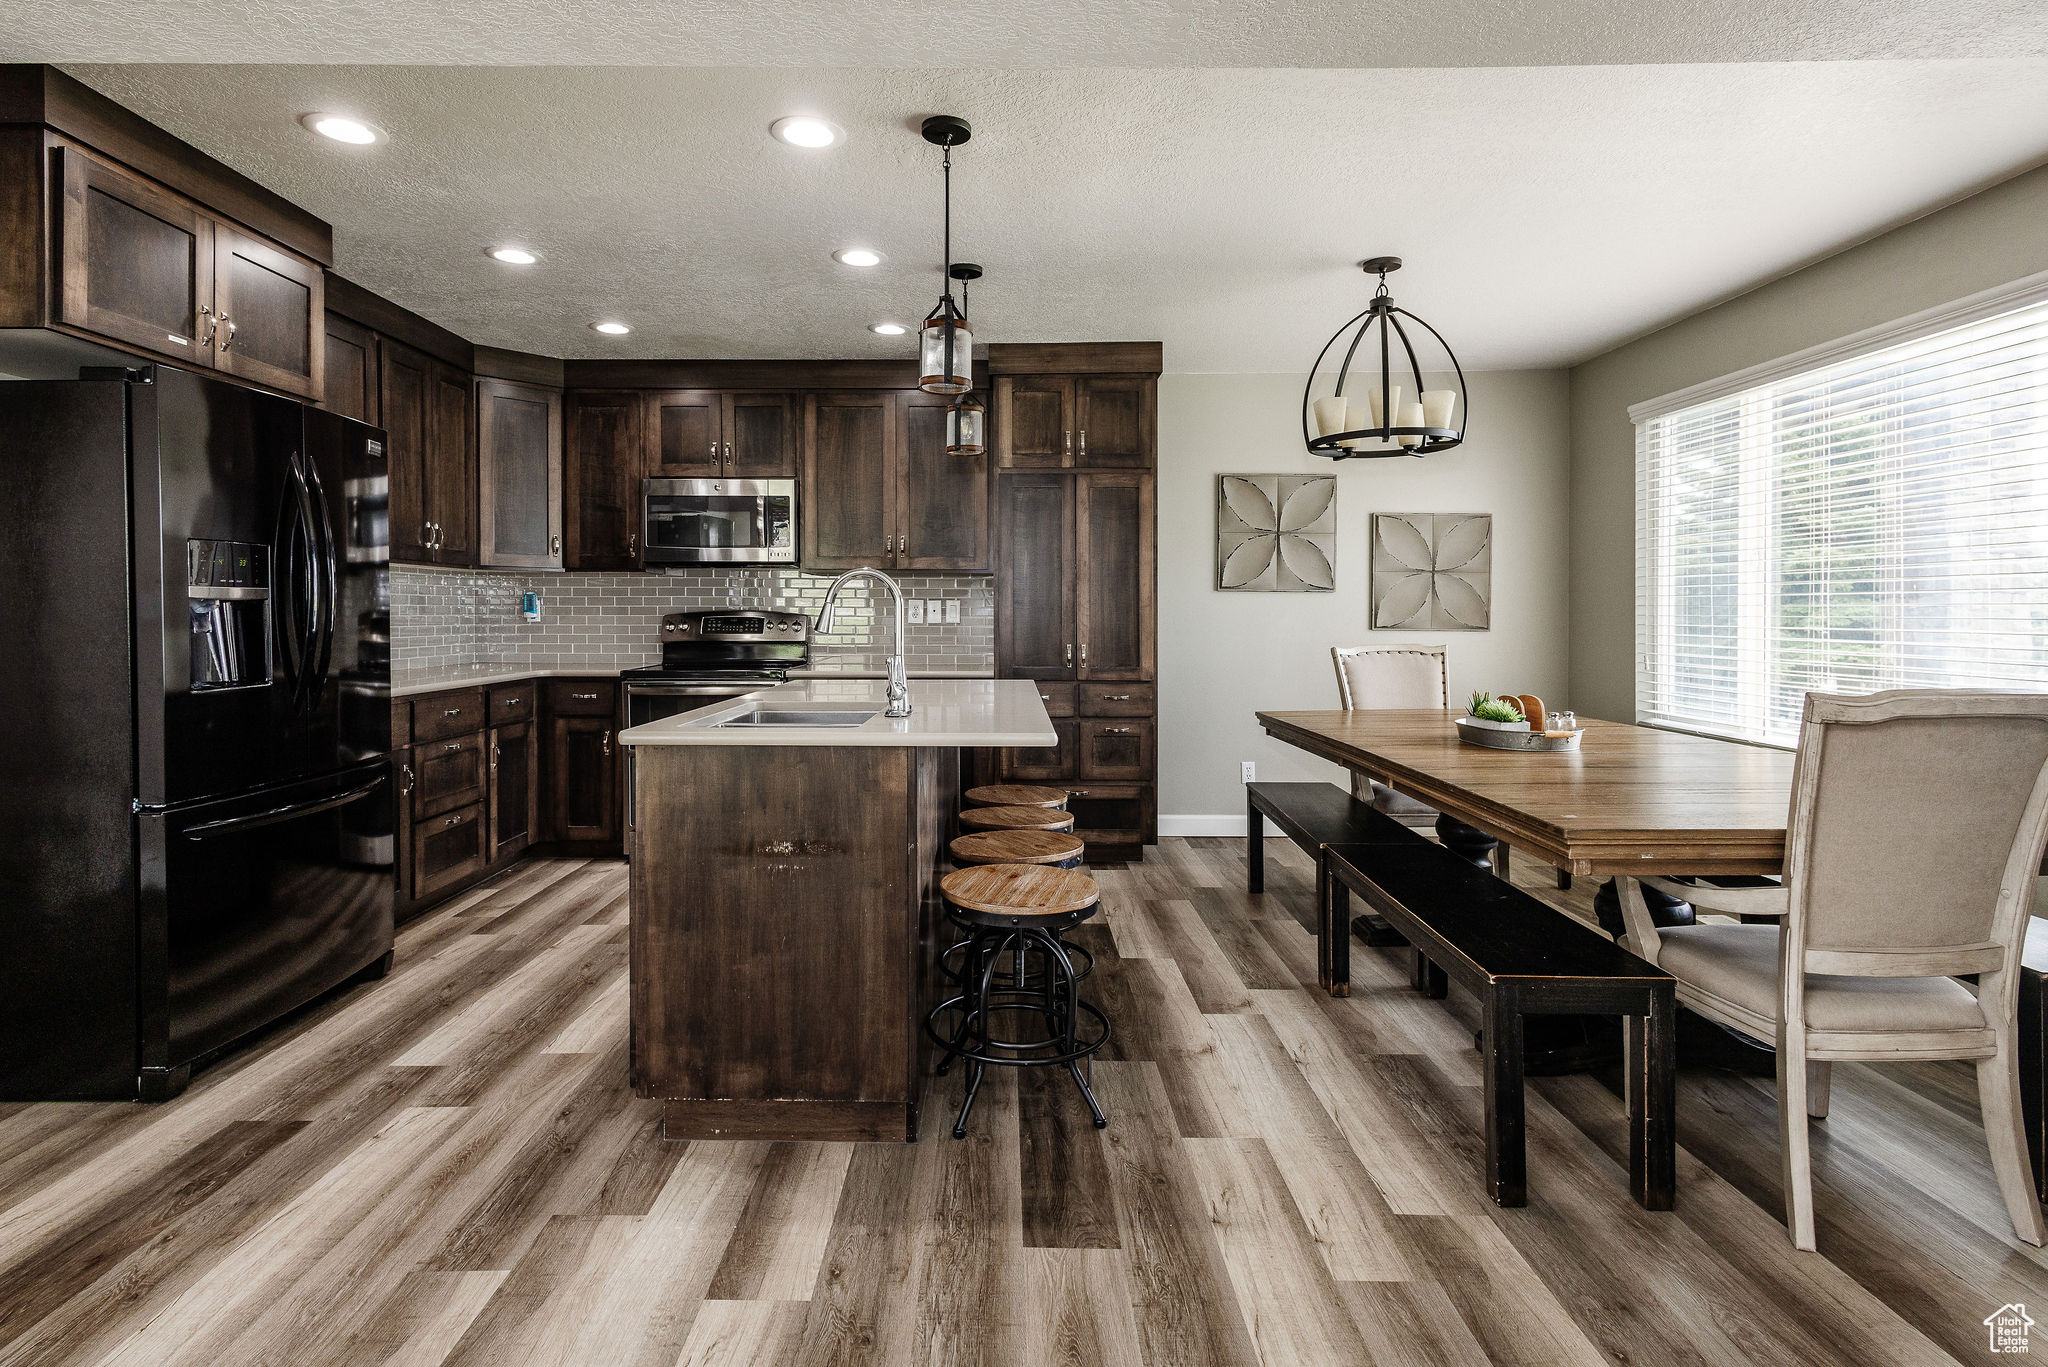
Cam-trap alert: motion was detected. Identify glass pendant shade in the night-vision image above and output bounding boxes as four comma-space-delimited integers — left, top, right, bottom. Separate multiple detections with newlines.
920, 315, 973, 394
947, 392, 986, 456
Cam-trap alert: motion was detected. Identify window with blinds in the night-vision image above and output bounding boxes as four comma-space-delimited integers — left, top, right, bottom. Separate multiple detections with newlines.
1635, 290, 2048, 747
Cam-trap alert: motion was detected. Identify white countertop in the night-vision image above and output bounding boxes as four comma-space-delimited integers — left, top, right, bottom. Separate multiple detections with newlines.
620, 678, 1055, 748
393, 665, 992, 699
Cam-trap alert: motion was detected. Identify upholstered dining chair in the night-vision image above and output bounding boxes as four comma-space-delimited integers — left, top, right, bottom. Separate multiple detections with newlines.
1330, 645, 1447, 828
1616, 689, 2048, 1251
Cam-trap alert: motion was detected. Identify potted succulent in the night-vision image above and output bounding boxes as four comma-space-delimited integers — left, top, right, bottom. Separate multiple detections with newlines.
1462, 692, 1529, 732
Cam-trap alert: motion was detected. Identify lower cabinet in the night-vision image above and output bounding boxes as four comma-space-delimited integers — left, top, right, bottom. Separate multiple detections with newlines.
489, 717, 537, 861
413, 804, 487, 902
546, 715, 618, 845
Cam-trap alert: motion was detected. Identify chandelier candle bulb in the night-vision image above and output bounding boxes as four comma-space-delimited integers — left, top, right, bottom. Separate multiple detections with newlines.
1398, 401, 1426, 448
1422, 389, 1458, 430
1314, 396, 1349, 437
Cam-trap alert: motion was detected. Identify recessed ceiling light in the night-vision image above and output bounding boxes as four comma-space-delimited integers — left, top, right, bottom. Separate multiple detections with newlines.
869, 323, 906, 336
300, 113, 381, 145
771, 116, 843, 149
834, 248, 884, 268
488, 246, 539, 265
591, 321, 632, 335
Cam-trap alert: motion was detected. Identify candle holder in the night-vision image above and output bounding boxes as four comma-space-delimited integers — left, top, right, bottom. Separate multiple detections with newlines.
1301, 256, 1468, 460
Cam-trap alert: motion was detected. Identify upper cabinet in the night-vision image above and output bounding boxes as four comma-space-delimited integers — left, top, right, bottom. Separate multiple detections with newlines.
51, 148, 324, 400
648, 389, 798, 480
565, 390, 645, 571
992, 373, 1155, 470
381, 339, 475, 567
802, 390, 989, 573
725, 392, 799, 478
321, 314, 378, 424
478, 379, 563, 570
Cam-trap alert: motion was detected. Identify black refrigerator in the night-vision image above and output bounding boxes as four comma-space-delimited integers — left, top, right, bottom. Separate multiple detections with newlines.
0, 365, 396, 1100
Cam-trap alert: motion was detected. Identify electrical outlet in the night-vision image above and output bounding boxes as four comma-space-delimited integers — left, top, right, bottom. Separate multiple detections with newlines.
927, 599, 945, 623
943, 599, 961, 624
1241, 761, 1256, 783
906, 599, 925, 625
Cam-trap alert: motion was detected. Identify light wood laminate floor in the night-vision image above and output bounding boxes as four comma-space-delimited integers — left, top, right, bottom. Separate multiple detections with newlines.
1, 840, 2043, 1366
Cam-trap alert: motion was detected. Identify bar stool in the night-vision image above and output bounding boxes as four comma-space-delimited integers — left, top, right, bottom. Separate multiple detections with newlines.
959, 804, 1076, 833
943, 829, 1093, 988
963, 783, 1069, 810
928, 864, 1110, 1137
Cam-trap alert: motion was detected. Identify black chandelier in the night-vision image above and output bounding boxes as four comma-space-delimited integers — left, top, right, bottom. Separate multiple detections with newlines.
918, 115, 973, 396
1301, 256, 1467, 460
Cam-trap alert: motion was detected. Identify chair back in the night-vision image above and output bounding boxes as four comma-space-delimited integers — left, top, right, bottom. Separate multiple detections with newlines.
1783, 691, 2048, 995
1331, 645, 1447, 711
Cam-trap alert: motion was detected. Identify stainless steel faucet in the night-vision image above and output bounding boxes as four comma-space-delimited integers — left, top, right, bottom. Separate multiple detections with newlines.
816, 567, 912, 717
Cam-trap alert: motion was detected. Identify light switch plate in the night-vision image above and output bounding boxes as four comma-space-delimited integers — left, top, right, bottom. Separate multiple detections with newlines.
927, 599, 945, 624
943, 599, 961, 624
906, 599, 926, 625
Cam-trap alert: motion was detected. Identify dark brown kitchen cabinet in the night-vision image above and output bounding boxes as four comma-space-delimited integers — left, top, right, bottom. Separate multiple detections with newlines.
994, 375, 1074, 469
428, 362, 476, 564
478, 378, 562, 569
380, 343, 476, 565
1078, 719, 1155, 781
489, 718, 537, 861
802, 391, 895, 570
647, 390, 721, 478
724, 392, 799, 478
322, 313, 378, 424
1075, 471, 1155, 680
898, 389, 989, 571
413, 804, 487, 903
547, 715, 618, 845
994, 474, 1076, 680
51, 147, 325, 400
1004, 719, 1077, 783
413, 732, 487, 819
566, 390, 645, 570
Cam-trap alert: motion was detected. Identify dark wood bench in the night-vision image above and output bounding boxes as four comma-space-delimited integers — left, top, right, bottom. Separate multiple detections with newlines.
1325, 841, 1677, 1211
1245, 782, 1423, 994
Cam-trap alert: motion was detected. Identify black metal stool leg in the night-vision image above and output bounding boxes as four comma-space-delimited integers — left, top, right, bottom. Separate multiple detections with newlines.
1045, 934, 1109, 1129
952, 1059, 987, 1140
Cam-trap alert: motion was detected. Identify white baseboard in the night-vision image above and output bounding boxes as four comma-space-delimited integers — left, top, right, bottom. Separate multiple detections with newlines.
1158, 814, 1278, 838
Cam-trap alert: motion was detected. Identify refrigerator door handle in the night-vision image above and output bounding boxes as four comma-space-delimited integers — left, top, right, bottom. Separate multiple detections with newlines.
274, 459, 308, 703
299, 449, 339, 708
283, 453, 322, 713
179, 773, 387, 841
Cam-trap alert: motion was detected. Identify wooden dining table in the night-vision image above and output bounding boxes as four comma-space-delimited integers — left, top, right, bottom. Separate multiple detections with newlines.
1256, 709, 1797, 878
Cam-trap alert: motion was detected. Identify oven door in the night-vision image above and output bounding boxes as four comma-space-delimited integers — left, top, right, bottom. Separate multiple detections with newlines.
625, 679, 778, 729
643, 479, 796, 565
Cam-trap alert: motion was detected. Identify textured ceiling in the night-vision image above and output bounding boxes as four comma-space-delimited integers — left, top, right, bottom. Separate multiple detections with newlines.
60, 63, 2048, 371
17, 0, 2048, 65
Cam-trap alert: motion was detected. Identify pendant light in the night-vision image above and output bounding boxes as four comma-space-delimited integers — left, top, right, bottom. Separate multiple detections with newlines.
1301, 256, 1468, 460
918, 115, 973, 395
945, 263, 986, 456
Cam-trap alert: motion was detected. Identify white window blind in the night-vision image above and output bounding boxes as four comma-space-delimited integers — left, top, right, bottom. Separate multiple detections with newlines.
1635, 291, 2048, 747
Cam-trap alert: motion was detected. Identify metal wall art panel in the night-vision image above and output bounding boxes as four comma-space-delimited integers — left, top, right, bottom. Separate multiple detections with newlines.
1217, 474, 1336, 592
1370, 512, 1492, 630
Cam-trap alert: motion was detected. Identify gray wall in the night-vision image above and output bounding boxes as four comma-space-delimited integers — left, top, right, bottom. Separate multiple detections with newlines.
1157, 369, 1571, 823
1568, 162, 2048, 722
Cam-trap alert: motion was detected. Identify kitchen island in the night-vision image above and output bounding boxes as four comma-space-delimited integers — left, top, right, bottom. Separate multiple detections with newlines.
621, 678, 1056, 1142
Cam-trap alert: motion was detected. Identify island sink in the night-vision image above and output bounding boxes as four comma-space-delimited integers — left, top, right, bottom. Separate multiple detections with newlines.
715, 708, 877, 728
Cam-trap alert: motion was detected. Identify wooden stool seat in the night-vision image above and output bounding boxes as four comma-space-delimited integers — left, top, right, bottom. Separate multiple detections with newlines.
964, 783, 1069, 809
951, 829, 1086, 866
940, 864, 1099, 917
959, 805, 1076, 833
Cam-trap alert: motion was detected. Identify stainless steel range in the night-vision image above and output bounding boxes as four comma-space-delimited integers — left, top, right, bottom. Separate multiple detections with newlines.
619, 609, 811, 728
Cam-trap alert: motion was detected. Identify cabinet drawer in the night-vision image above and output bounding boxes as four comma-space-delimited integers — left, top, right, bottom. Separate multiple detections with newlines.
1077, 720, 1154, 782
413, 688, 487, 743
489, 681, 537, 726
414, 732, 487, 817
1029, 682, 1075, 718
548, 679, 618, 717
413, 802, 486, 901
1078, 682, 1153, 717
1003, 718, 1077, 784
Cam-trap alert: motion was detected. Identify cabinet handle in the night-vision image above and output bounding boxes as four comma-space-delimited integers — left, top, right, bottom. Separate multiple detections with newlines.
628, 533, 638, 557
551, 534, 562, 557
1103, 726, 1133, 735
1040, 693, 1052, 701
1100, 693, 1133, 701
445, 741, 462, 751
490, 737, 499, 771
443, 707, 462, 717
198, 305, 217, 347
1080, 643, 1088, 668
1064, 430, 1073, 458
571, 691, 599, 700
1078, 429, 1087, 458
218, 315, 235, 352
445, 815, 462, 827
710, 440, 719, 464
399, 763, 414, 794
1064, 643, 1073, 666
724, 441, 734, 467
602, 730, 613, 758
1068, 789, 1090, 797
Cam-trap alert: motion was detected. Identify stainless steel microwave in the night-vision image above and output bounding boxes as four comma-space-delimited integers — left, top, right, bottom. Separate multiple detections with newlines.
641, 478, 796, 565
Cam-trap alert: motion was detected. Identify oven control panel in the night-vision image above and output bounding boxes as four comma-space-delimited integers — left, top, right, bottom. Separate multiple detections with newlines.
661, 609, 810, 642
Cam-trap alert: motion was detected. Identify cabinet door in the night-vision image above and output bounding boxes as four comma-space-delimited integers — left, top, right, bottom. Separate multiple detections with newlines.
478, 378, 562, 569
413, 733, 486, 818
802, 391, 896, 571
429, 363, 477, 565
994, 474, 1076, 680
379, 339, 433, 564
647, 390, 722, 479
565, 391, 645, 571
898, 389, 988, 572
548, 715, 617, 844
53, 148, 215, 364
1074, 374, 1155, 469
1004, 718, 1077, 783
489, 719, 536, 861
212, 224, 323, 400
724, 392, 799, 478
322, 314, 377, 424
994, 376, 1074, 470
1076, 472, 1154, 681
1077, 720, 1155, 781
413, 804, 486, 902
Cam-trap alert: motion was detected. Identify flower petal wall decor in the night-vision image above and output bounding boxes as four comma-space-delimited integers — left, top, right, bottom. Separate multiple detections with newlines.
1218, 475, 1336, 591
1370, 512, 1492, 630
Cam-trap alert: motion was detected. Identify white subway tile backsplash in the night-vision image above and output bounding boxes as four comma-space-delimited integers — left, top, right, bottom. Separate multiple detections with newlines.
393, 566, 994, 688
